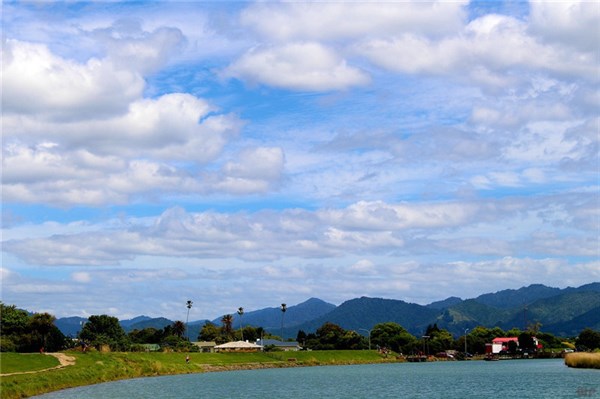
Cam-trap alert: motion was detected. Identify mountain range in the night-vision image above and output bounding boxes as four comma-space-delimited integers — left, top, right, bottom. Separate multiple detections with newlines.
54, 283, 600, 339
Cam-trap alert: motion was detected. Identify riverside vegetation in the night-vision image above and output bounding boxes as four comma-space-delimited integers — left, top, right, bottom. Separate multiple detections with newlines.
564, 352, 600, 369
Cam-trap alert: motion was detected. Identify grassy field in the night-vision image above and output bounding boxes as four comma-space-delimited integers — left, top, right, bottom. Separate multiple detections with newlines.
564, 352, 600, 369
0, 350, 397, 399
0, 353, 60, 374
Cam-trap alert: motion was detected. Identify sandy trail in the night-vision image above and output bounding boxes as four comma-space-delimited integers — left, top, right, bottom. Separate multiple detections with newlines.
1, 353, 76, 376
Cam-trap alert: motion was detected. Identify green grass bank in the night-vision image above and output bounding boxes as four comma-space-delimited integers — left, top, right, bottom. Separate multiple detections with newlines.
0, 350, 398, 399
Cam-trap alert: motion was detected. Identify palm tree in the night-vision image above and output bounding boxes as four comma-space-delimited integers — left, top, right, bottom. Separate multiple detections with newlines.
280, 303, 287, 340
172, 321, 186, 338
237, 307, 244, 341
185, 300, 193, 340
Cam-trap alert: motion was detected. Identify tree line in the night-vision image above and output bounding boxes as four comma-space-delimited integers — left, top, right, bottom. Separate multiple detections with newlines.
2, 302, 599, 354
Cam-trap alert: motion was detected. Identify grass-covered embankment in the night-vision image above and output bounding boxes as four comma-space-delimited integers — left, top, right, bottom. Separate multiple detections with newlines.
564, 352, 600, 369
1, 353, 61, 374
0, 350, 396, 399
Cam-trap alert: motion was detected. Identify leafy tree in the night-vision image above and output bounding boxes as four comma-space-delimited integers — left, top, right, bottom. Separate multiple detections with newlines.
29, 313, 65, 352
0, 303, 30, 336
312, 322, 345, 350
0, 304, 65, 352
199, 322, 221, 342
371, 322, 416, 353
536, 332, 562, 349
518, 332, 536, 352
428, 329, 454, 354
576, 328, 600, 351
0, 303, 30, 351
129, 327, 163, 344
340, 330, 365, 350
79, 315, 129, 351
297, 330, 307, 345
237, 326, 262, 342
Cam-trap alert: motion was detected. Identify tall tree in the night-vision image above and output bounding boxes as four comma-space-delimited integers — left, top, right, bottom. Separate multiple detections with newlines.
280, 303, 287, 340
237, 307, 244, 341
29, 313, 56, 350
576, 328, 600, 350
172, 321, 186, 338
221, 314, 234, 341
79, 315, 129, 351
185, 300, 193, 340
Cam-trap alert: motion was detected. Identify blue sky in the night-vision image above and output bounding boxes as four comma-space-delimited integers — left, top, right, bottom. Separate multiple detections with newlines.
2, 0, 599, 322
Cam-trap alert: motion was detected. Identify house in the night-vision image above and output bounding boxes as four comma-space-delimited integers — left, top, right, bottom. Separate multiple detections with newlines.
192, 341, 216, 353
257, 339, 302, 351
138, 344, 160, 352
214, 340, 262, 352
486, 337, 541, 354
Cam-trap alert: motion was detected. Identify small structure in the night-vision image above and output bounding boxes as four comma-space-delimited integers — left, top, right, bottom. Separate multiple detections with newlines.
214, 340, 262, 353
139, 344, 160, 352
192, 341, 217, 353
257, 339, 302, 351
486, 337, 540, 354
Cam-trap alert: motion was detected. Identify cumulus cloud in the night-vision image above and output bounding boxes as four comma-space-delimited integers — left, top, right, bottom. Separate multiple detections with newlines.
223, 42, 370, 91
91, 21, 185, 74
529, 0, 600, 53
240, 1, 468, 41
355, 13, 598, 89
2, 39, 144, 121
4, 194, 594, 267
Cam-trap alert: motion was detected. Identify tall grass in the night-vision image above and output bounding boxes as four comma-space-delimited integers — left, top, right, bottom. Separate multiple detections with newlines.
564, 352, 600, 369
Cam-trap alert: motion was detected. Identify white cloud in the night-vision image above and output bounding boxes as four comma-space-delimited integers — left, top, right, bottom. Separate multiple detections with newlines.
529, 0, 600, 53
4, 194, 595, 267
72, 272, 92, 283
92, 22, 185, 74
355, 13, 598, 89
214, 147, 285, 194
224, 42, 370, 91
240, 1, 468, 41
2, 39, 144, 121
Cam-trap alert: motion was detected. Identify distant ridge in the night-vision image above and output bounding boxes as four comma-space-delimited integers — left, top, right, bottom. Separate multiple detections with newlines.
426, 296, 463, 310
53, 283, 600, 338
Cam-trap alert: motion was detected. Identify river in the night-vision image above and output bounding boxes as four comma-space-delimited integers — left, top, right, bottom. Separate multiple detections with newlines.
34, 359, 598, 398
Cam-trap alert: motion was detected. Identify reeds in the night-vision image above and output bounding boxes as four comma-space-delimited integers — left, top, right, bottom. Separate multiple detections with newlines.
564, 352, 600, 369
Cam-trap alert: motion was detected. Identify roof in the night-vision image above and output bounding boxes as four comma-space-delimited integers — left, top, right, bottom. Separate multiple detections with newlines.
214, 341, 262, 349
492, 337, 519, 343
257, 339, 300, 347
192, 341, 216, 347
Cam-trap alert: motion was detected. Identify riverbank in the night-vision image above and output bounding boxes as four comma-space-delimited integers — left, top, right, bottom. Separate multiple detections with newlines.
0, 350, 400, 399
564, 352, 600, 369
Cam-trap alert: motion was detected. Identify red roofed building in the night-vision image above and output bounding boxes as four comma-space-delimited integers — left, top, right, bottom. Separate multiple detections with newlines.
486, 337, 541, 354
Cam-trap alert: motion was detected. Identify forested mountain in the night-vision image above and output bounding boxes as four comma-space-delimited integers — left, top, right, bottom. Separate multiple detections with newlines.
54, 316, 88, 337
473, 284, 563, 309
291, 297, 439, 336
212, 297, 336, 331
54, 283, 600, 339
122, 317, 174, 332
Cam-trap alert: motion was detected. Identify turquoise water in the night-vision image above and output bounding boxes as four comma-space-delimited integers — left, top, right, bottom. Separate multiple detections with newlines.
35, 359, 598, 398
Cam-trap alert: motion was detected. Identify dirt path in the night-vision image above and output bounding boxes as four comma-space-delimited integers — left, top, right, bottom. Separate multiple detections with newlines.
0, 353, 76, 376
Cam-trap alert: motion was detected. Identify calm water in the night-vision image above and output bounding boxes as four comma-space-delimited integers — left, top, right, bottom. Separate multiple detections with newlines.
35, 359, 598, 399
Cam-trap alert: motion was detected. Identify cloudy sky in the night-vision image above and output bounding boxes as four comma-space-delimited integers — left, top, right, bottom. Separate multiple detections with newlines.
2, 1, 599, 322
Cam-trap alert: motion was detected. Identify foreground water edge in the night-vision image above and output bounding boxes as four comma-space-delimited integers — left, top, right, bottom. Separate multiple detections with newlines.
33, 359, 599, 399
